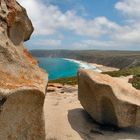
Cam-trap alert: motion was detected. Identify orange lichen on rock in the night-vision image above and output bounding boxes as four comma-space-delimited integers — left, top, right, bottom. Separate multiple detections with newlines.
23, 48, 38, 65
0, 70, 38, 89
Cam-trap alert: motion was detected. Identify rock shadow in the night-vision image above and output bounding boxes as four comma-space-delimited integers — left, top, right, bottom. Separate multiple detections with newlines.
68, 108, 140, 140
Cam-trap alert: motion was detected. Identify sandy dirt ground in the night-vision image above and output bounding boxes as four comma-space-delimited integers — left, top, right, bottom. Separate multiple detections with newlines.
44, 85, 140, 140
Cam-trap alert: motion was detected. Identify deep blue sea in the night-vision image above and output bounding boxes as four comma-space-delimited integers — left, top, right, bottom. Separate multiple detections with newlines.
37, 57, 101, 80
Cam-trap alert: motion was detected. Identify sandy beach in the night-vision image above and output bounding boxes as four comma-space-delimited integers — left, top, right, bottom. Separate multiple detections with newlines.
65, 58, 119, 73
44, 83, 140, 140
90, 63, 119, 72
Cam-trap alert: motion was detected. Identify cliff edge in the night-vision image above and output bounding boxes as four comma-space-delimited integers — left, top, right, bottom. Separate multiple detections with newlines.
0, 0, 48, 139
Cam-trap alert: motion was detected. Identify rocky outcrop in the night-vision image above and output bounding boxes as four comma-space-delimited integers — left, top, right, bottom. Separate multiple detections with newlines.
78, 69, 140, 127
0, 0, 48, 139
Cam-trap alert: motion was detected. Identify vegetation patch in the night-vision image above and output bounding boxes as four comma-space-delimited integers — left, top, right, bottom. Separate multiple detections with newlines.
103, 67, 140, 90
49, 76, 78, 85
46, 138, 57, 140
131, 75, 140, 90
49, 67, 140, 89
103, 67, 140, 77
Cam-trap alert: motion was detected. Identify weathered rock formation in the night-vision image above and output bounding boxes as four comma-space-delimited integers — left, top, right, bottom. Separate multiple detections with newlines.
78, 69, 140, 127
0, 0, 48, 139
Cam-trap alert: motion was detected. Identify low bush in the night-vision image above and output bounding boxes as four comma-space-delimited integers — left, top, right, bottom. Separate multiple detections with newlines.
49, 76, 77, 85
103, 67, 140, 90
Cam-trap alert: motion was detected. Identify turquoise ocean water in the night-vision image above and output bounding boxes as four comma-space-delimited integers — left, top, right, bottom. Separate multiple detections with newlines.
37, 57, 101, 80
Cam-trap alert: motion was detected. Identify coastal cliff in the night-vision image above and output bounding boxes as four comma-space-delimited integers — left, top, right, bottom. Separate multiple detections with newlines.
31, 50, 140, 69
0, 0, 48, 139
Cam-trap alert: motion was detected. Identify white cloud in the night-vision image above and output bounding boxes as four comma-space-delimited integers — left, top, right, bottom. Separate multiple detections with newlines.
72, 39, 140, 50
114, 0, 140, 45
34, 39, 61, 47
113, 24, 140, 44
17, 0, 140, 50
17, 0, 61, 35
17, 0, 119, 37
115, 0, 140, 18
68, 16, 120, 37
72, 40, 120, 49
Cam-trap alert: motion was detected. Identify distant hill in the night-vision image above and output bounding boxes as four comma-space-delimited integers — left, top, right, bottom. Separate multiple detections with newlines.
30, 50, 140, 69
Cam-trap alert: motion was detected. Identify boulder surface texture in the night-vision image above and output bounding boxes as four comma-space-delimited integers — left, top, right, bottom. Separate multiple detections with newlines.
78, 69, 140, 127
0, 0, 48, 139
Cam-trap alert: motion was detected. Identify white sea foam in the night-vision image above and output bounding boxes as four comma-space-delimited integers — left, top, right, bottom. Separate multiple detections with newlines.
63, 58, 102, 73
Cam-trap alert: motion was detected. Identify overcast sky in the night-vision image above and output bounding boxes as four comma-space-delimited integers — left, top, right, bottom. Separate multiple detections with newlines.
17, 0, 140, 50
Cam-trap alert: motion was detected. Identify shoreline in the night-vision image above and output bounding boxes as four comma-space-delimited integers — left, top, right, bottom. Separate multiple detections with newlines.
90, 63, 119, 72
63, 58, 119, 72
63, 58, 101, 72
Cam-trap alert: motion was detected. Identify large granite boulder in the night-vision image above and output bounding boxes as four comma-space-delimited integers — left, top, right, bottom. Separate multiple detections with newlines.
0, 0, 48, 139
78, 69, 140, 127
